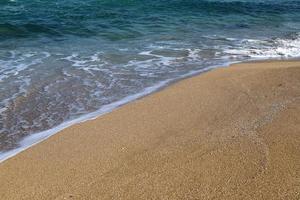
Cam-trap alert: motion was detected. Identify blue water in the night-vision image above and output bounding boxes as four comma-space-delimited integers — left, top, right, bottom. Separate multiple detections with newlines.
1, 0, 300, 155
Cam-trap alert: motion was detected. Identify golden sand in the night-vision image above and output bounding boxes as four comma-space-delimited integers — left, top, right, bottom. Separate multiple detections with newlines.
0, 61, 299, 199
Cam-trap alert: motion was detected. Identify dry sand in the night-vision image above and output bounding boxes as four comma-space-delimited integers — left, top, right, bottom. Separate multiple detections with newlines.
0, 61, 299, 200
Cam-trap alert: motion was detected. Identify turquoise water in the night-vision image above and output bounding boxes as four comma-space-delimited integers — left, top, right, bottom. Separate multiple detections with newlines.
1, 0, 300, 155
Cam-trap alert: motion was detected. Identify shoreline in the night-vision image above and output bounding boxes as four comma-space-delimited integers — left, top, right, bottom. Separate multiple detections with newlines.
1, 60, 299, 199
1, 58, 297, 163
0, 59, 233, 163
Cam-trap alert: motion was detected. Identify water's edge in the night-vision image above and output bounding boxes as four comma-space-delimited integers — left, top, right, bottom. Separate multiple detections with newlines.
0, 58, 294, 163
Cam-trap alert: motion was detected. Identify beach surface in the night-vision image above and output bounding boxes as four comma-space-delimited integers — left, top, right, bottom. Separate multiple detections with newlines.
0, 61, 299, 200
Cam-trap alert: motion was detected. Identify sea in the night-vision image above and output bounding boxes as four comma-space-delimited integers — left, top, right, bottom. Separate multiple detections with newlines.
1, 0, 300, 161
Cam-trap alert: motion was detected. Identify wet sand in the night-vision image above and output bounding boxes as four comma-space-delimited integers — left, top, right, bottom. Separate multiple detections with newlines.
0, 61, 299, 199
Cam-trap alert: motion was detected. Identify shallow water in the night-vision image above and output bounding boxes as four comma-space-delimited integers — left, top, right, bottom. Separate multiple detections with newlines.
1, 0, 300, 154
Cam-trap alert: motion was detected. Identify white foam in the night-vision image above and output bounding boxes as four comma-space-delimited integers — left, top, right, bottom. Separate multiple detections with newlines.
0, 51, 50, 81
224, 35, 300, 59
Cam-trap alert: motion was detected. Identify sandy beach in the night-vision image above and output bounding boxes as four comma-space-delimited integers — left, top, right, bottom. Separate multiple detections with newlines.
0, 60, 299, 199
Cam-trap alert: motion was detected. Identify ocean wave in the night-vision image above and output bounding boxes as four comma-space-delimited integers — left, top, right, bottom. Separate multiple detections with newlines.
223, 34, 300, 59
0, 50, 50, 82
